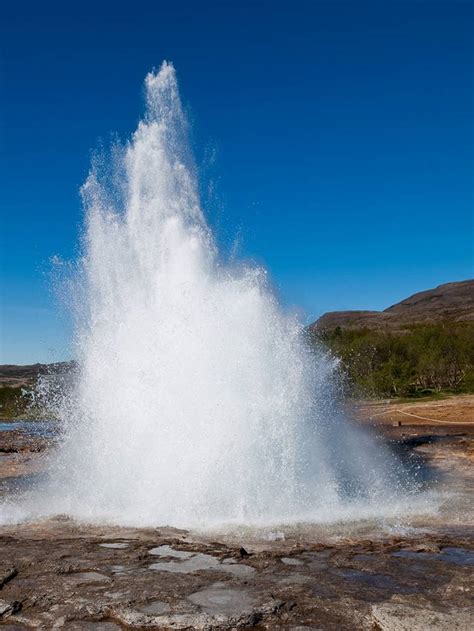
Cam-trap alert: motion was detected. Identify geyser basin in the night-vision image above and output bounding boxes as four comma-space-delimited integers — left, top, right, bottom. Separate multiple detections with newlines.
1, 62, 424, 529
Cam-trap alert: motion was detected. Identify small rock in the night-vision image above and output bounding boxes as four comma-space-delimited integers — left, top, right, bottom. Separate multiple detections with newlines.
0, 599, 20, 618
239, 547, 250, 558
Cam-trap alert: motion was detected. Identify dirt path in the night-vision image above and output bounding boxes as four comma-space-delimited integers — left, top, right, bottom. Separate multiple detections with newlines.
354, 394, 474, 426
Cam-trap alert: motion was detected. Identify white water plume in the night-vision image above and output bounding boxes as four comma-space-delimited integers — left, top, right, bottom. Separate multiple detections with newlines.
1, 62, 423, 529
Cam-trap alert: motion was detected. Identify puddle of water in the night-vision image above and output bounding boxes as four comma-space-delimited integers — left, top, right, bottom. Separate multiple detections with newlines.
0, 420, 57, 438
149, 545, 194, 559
393, 546, 474, 566
188, 588, 255, 615
99, 542, 129, 549
151, 559, 256, 578
281, 557, 304, 566
148, 547, 255, 577
441, 547, 474, 566
138, 600, 171, 615
393, 549, 435, 562
334, 569, 415, 593
352, 554, 375, 562
150, 553, 219, 574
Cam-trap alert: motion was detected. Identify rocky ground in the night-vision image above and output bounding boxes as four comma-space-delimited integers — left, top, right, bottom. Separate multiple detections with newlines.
0, 400, 473, 630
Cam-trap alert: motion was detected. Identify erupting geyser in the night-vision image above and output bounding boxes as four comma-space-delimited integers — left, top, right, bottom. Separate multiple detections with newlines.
3, 63, 419, 528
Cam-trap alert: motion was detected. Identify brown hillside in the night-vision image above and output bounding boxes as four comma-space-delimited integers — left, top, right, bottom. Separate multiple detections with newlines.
313, 280, 474, 331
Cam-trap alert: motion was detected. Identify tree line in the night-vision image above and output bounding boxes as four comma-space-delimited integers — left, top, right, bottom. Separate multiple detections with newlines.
311, 321, 474, 398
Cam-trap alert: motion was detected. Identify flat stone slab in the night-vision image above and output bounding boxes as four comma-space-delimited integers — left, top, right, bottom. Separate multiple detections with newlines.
393, 546, 474, 566
148, 544, 195, 559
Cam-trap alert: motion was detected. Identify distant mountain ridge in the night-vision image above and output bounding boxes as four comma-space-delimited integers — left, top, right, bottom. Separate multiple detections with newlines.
0, 362, 73, 387
311, 280, 474, 331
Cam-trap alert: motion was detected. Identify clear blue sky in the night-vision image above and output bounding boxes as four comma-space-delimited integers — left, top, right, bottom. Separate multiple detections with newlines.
1, 0, 473, 364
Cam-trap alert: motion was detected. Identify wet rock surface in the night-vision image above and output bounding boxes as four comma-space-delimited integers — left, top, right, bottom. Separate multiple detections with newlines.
0, 524, 472, 629
0, 422, 473, 629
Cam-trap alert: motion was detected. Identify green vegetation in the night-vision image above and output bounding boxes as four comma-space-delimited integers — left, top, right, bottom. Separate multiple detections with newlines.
0, 386, 29, 419
311, 321, 474, 399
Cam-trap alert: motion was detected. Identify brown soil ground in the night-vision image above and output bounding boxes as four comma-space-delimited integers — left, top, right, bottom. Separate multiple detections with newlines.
353, 394, 474, 426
